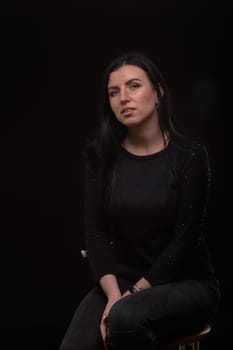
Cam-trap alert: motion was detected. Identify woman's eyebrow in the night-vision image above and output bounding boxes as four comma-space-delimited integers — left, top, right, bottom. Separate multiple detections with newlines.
108, 78, 142, 90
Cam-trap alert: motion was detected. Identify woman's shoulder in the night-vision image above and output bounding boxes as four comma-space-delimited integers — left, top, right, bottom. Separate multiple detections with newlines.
169, 138, 209, 175
170, 137, 208, 159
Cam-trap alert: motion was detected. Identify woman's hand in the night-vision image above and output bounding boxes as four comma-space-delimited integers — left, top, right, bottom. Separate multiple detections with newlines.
100, 296, 121, 349
100, 313, 108, 350
121, 289, 131, 298
100, 278, 152, 348
100, 289, 138, 347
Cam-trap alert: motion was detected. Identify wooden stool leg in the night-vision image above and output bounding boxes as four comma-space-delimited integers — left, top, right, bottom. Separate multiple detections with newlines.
188, 342, 200, 350
179, 345, 186, 350
158, 323, 211, 350
193, 341, 200, 350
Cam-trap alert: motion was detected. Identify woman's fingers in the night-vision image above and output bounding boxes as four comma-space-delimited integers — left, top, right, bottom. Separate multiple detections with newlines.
121, 290, 131, 298
103, 340, 108, 350
100, 317, 109, 349
100, 316, 108, 341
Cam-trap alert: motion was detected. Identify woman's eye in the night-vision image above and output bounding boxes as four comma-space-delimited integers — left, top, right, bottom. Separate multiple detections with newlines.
109, 90, 119, 97
130, 83, 140, 89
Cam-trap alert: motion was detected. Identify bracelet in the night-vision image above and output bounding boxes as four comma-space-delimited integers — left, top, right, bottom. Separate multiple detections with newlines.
128, 286, 139, 294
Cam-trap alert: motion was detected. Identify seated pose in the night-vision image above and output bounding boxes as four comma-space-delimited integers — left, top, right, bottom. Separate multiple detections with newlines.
60, 51, 220, 350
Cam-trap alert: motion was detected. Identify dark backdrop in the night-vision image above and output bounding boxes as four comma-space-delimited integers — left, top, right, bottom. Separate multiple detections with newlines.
1, 1, 229, 349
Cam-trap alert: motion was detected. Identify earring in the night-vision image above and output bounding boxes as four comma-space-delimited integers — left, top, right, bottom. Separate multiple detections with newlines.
155, 101, 160, 109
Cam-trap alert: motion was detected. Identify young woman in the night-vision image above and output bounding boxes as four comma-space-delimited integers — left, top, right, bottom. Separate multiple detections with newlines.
60, 52, 220, 350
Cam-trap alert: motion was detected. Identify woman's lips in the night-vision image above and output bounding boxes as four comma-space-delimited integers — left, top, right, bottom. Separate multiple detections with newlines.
121, 108, 136, 116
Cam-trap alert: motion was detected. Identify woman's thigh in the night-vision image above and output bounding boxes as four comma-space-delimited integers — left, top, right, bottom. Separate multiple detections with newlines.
107, 279, 219, 337
59, 286, 107, 350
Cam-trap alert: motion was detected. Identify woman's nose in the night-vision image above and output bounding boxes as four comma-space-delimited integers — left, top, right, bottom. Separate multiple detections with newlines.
120, 88, 130, 103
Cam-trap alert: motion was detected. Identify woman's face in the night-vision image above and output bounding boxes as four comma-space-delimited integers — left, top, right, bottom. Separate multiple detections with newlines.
108, 64, 159, 128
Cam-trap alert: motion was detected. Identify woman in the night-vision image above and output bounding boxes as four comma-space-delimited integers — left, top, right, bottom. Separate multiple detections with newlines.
60, 52, 220, 350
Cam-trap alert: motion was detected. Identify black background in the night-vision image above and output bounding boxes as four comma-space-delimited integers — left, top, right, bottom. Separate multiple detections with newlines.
1, 1, 230, 349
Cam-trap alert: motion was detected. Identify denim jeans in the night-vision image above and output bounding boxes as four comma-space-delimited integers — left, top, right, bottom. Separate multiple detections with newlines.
59, 277, 220, 350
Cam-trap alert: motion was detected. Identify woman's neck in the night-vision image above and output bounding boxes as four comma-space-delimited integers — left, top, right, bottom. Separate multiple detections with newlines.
122, 128, 169, 156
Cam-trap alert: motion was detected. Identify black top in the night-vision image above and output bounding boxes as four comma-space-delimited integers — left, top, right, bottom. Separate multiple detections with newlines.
85, 139, 217, 286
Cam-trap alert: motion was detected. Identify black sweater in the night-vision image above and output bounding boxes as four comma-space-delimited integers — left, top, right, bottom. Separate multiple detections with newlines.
85, 139, 217, 286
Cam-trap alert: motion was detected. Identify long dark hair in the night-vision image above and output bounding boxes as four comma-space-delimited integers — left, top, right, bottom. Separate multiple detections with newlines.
84, 51, 184, 199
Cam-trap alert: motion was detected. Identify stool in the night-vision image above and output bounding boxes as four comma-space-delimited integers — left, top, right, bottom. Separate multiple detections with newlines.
157, 323, 211, 349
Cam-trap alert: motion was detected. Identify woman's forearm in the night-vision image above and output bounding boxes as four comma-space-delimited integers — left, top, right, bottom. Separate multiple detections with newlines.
99, 274, 121, 300
134, 277, 152, 291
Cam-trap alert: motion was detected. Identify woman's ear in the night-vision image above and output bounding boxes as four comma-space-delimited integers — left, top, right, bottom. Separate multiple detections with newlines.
154, 84, 164, 101
158, 83, 164, 97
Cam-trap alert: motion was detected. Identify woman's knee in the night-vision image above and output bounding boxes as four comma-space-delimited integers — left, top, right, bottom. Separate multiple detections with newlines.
106, 298, 156, 349
108, 298, 136, 332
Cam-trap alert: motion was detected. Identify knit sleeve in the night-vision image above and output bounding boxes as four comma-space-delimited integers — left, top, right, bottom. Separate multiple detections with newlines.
144, 143, 211, 285
84, 161, 116, 284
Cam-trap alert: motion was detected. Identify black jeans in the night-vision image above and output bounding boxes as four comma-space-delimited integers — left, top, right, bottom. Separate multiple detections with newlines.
59, 278, 220, 350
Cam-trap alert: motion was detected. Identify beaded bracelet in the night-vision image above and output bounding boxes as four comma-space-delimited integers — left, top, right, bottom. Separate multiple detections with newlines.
128, 286, 139, 294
